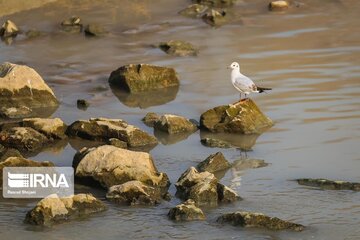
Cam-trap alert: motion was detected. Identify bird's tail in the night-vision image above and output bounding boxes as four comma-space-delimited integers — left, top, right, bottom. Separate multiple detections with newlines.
257, 86, 272, 93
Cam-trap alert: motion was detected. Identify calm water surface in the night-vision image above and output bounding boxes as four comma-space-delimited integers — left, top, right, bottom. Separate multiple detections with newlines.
0, 0, 359, 239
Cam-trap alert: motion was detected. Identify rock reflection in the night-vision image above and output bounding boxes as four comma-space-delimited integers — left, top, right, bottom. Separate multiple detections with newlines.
154, 129, 193, 145
111, 85, 179, 109
200, 130, 260, 151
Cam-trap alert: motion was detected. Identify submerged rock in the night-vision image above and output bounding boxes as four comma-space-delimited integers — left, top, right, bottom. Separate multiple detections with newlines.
60, 16, 82, 33
106, 180, 163, 205
109, 64, 179, 93
233, 159, 269, 171
0, 156, 53, 185
0, 62, 59, 109
200, 137, 232, 148
269, 1, 289, 11
202, 9, 228, 27
217, 211, 305, 231
296, 178, 360, 191
74, 145, 170, 194
25, 29, 42, 39
142, 112, 160, 127
66, 117, 157, 149
153, 114, 198, 135
84, 23, 108, 36
197, 152, 231, 173
77, 99, 89, 110
200, 99, 273, 134
25, 194, 107, 226
178, 4, 208, 18
158, 40, 199, 57
0, 106, 32, 119
194, 0, 234, 7
168, 199, 205, 221
176, 167, 239, 206
0, 20, 19, 38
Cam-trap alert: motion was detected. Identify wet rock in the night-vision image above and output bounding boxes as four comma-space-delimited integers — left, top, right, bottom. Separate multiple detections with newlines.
202, 9, 228, 27
112, 86, 179, 109
200, 99, 273, 134
296, 178, 360, 191
107, 138, 127, 149
153, 114, 198, 135
269, 1, 289, 11
60, 16, 82, 33
84, 23, 108, 37
108, 64, 179, 93
0, 62, 59, 109
158, 40, 199, 57
142, 112, 160, 127
22, 118, 67, 140
200, 137, 232, 148
0, 156, 53, 185
217, 211, 305, 231
176, 167, 239, 206
0, 20, 19, 38
77, 99, 89, 110
0, 127, 50, 152
74, 145, 170, 194
25, 193, 107, 226
194, 0, 234, 7
66, 117, 157, 149
217, 183, 241, 203
178, 4, 208, 18
0, 106, 32, 119
25, 29, 42, 39
197, 152, 231, 173
106, 180, 163, 205
168, 199, 205, 221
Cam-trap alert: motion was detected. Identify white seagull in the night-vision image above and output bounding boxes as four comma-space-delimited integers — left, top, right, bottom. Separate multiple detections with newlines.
228, 62, 272, 100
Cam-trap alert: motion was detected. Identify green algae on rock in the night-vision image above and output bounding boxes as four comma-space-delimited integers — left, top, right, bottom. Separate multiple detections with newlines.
296, 178, 360, 191
0, 62, 59, 109
168, 199, 205, 221
109, 64, 179, 93
25, 194, 107, 226
158, 40, 199, 57
217, 211, 305, 231
66, 117, 157, 149
200, 99, 273, 134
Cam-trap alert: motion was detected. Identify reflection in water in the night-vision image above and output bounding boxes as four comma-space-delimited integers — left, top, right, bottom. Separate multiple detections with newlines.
111, 85, 179, 109
154, 129, 194, 145
21, 139, 68, 158
230, 158, 269, 189
200, 130, 261, 151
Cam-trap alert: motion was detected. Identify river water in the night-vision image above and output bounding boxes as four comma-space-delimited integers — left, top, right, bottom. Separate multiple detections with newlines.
0, 0, 359, 239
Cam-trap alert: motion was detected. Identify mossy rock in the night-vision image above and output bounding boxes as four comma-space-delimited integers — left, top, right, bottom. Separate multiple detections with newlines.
158, 40, 199, 57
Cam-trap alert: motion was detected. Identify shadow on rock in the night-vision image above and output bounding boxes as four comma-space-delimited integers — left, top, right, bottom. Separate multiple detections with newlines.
200, 130, 260, 151
111, 85, 179, 109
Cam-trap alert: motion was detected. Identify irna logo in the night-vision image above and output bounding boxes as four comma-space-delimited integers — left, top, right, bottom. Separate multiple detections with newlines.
7, 172, 69, 188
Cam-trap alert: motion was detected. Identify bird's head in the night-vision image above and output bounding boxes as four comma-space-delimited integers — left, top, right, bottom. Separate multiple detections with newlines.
228, 62, 240, 71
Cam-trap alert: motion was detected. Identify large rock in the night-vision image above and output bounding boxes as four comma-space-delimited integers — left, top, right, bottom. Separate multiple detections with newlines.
217, 211, 305, 231
0, 62, 59, 109
66, 118, 157, 149
296, 178, 360, 191
196, 152, 231, 173
158, 40, 199, 57
74, 145, 170, 194
200, 99, 273, 134
25, 194, 107, 226
0, 20, 19, 38
153, 114, 198, 135
168, 199, 205, 221
175, 167, 239, 206
108, 64, 179, 93
22, 118, 67, 139
106, 180, 163, 205
0, 156, 53, 186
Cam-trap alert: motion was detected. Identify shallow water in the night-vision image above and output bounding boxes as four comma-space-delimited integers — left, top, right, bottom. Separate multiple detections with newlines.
0, 0, 359, 239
